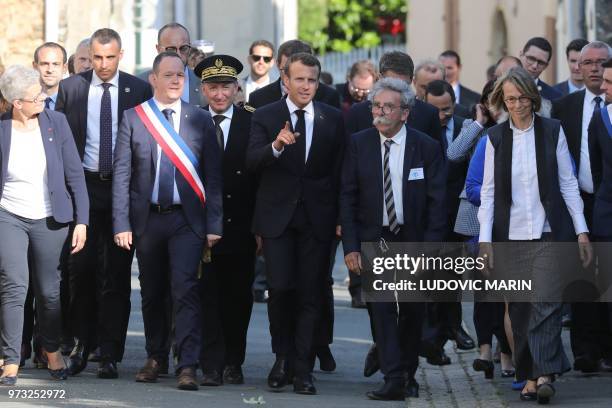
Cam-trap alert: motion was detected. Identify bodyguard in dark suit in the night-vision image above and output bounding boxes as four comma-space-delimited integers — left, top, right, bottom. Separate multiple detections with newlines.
519, 37, 562, 101
246, 53, 345, 395
341, 77, 446, 401
194, 55, 258, 386
552, 42, 612, 373
248, 39, 340, 109
55, 28, 152, 378
112, 52, 222, 390
553, 39, 590, 97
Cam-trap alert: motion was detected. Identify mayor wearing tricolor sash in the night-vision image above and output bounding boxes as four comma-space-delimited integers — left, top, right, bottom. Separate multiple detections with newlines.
111, 51, 222, 390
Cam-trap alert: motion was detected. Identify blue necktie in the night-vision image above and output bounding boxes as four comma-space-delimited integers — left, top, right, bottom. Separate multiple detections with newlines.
594, 96, 603, 112
99, 83, 113, 176
158, 109, 175, 208
45, 97, 52, 110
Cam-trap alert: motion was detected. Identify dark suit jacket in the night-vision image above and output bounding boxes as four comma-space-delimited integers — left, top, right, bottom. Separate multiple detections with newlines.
588, 108, 612, 237
539, 79, 563, 101
345, 99, 443, 146
55, 69, 152, 160
112, 101, 223, 239
340, 126, 447, 254
551, 90, 586, 169
0, 109, 89, 224
248, 78, 341, 109
457, 84, 480, 111
205, 104, 257, 254
553, 80, 570, 97
246, 99, 345, 241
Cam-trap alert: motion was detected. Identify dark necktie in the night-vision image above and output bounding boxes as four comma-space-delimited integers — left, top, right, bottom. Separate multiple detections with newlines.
45, 97, 52, 110
99, 82, 113, 176
158, 109, 175, 208
294, 109, 306, 164
594, 96, 603, 112
383, 139, 400, 235
213, 114, 225, 154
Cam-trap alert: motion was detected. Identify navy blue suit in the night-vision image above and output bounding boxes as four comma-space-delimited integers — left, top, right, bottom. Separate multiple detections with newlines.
246, 98, 345, 377
589, 108, 612, 238
539, 79, 563, 101
112, 100, 221, 370
553, 80, 571, 97
341, 125, 446, 383
248, 78, 341, 109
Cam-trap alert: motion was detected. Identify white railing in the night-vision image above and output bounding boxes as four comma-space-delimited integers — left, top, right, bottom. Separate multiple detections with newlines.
318, 43, 406, 84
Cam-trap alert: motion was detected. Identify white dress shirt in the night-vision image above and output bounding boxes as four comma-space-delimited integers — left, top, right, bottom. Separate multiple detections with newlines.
452, 82, 460, 104
181, 66, 191, 103
150, 98, 182, 205
84, 70, 119, 171
0, 126, 52, 219
479, 115, 588, 242
208, 104, 233, 149
579, 88, 605, 193
272, 98, 314, 162
244, 75, 270, 102
380, 126, 407, 227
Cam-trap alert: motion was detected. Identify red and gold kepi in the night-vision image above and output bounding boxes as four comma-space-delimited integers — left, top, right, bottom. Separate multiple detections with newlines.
194, 54, 243, 83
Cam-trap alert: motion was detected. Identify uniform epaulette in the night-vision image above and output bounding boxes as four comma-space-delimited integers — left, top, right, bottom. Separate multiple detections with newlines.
243, 104, 256, 113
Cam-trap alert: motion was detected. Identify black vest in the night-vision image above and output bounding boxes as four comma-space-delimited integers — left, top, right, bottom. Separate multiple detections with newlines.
488, 115, 576, 242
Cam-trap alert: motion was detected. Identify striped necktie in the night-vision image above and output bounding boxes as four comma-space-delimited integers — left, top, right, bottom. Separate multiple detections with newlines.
383, 139, 400, 234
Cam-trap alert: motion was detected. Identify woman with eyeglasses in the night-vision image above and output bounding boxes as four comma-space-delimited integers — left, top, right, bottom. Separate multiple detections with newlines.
0, 66, 88, 385
478, 67, 592, 404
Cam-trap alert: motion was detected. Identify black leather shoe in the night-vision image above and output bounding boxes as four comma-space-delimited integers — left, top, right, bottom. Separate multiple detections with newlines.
520, 391, 537, 401
223, 365, 244, 384
253, 290, 268, 303
363, 344, 380, 377
598, 358, 612, 372
426, 349, 451, 366
48, 367, 69, 380
293, 374, 316, 395
67, 342, 88, 376
405, 378, 419, 398
97, 360, 118, 379
267, 358, 289, 391
316, 346, 336, 372
473, 359, 494, 379
177, 367, 198, 390
451, 327, 476, 350
536, 383, 555, 404
366, 380, 405, 401
200, 369, 223, 386
573, 355, 599, 373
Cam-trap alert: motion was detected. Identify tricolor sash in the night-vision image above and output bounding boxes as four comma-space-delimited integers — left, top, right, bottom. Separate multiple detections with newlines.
601, 106, 612, 138
134, 99, 206, 205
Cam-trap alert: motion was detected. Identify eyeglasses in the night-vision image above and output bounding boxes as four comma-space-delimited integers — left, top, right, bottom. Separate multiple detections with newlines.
349, 84, 371, 95
19, 92, 47, 103
503, 95, 533, 105
251, 54, 273, 63
524, 55, 548, 68
164, 45, 192, 55
580, 59, 607, 68
371, 103, 403, 115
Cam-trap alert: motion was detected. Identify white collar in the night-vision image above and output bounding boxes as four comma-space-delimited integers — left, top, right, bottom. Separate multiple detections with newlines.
585, 87, 604, 104
509, 114, 535, 134
379, 124, 407, 146
285, 97, 314, 117
91, 70, 119, 87
152, 97, 181, 113
209, 104, 234, 120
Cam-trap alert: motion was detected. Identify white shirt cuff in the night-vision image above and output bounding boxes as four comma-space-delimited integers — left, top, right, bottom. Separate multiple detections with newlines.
271, 143, 284, 157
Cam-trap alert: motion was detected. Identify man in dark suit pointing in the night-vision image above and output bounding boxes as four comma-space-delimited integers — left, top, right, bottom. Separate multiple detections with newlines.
112, 51, 222, 390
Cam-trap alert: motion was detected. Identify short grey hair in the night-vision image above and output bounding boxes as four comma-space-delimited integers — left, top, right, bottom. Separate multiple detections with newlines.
580, 41, 612, 60
0, 65, 41, 102
369, 77, 416, 110
76, 38, 90, 52
414, 59, 446, 80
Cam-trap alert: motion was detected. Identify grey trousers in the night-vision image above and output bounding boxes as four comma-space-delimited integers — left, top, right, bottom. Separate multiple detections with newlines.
0, 207, 68, 365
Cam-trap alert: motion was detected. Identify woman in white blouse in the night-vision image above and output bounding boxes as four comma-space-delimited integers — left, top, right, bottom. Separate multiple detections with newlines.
478, 67, 592, 404
0, 66, 89, 385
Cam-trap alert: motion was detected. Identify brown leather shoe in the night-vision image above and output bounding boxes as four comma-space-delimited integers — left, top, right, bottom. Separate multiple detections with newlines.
135, 358, 160, 383
177, 367, 198, 390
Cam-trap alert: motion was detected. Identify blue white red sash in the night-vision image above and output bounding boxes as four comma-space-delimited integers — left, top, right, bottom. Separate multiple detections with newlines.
600, 106, 612, 138
134, 99, 206, 205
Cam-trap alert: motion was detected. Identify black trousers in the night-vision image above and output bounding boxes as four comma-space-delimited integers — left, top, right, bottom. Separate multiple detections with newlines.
264, 204, 331, 376
312, 239, 336, 349
69, 177, 133, 361
200, 251, 255, 371
136, 210, 203, 370
473, 301, 511, 353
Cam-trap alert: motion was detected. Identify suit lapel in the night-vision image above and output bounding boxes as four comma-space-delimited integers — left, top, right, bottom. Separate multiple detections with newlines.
80, 70, 92, 137
118, 71, 129, 123
38, 111, 56, 178
402, 130, 417, 207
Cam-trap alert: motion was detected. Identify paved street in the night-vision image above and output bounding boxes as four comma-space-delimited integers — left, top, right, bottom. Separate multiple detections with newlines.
2, 247, 612, 407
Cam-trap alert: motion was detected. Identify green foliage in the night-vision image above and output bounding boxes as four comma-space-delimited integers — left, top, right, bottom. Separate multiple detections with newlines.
298, 0, 330, 53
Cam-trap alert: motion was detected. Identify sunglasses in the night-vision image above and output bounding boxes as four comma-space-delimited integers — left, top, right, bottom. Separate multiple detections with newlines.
251, 54, 272, 63
164, 45, 192, 55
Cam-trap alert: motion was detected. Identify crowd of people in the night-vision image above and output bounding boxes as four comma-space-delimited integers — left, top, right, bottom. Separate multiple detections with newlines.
0, 21, 611, 405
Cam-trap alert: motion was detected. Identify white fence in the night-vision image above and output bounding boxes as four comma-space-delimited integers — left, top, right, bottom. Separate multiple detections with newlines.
318, 43, 406, 85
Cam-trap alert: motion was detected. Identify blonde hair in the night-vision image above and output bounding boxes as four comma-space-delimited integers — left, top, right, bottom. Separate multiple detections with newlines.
489, 66, 541, 113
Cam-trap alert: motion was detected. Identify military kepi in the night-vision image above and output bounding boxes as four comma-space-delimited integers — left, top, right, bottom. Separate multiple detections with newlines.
195, 54, 243, 83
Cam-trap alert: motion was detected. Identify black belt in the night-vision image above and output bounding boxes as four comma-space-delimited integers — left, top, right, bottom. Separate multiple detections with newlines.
150, 204, 182, 214
84, 170, 112, 181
